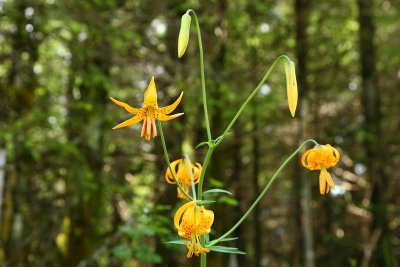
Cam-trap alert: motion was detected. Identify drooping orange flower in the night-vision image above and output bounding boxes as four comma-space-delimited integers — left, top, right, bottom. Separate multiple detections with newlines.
165, 159, 202, 199
110, 76, 183, 140
301, 144, 340, 195
174, 201, 214, 258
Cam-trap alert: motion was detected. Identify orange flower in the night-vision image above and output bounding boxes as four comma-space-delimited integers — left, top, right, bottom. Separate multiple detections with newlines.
301, 144, 340, 195
165, 159, 202, 199
174, 201, 214, 257
110, 76, 183, 140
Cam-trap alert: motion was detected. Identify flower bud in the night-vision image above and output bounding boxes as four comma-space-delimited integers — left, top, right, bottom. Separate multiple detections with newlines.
284, 60, 298, 117
178, 13, 191, 58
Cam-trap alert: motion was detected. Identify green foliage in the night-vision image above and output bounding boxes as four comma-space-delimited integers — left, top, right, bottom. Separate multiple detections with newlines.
111, 206, 170, 265
0, 0, 399, 266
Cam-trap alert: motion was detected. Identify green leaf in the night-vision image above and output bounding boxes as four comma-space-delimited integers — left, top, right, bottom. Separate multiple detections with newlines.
207, 245, 245, 255
203, 189, 232, 195
219, 237, 239, 242
220, 195, 239, 206
165, 239, 186, 245
112, 245, 132, 259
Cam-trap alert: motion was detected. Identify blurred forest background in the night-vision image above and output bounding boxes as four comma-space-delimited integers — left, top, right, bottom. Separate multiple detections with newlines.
0, 0, 399, 266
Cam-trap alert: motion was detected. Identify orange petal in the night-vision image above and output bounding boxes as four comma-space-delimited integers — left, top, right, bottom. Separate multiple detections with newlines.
165, 160, 181, 184
158, 113, 184, 121
301, 149, 314, 168
159, 92, 183, 115
112, 115, 143, 129
174, 201, 196, 229
144, 76, 158, 107
197, 206, 214, 235
109, 97, 142, 114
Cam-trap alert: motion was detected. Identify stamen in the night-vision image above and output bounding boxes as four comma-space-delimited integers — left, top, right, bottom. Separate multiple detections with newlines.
146, 117, 151, 139
141, 120, 146, 137
152, 118, 157, 137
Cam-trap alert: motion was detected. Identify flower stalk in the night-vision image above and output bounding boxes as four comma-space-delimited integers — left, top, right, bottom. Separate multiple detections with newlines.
208, 139, 318, 247
158, 121, 193, 200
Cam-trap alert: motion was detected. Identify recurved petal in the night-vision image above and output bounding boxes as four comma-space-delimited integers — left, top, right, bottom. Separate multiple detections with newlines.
109, 97, 142, 114
112, 115, 143, 129
301, 149, 316, 169
158, 113, 184, 121
159, 92, 184, 115
329, 145, 340, 165
174, 201, 196, 229
165, 159, 182, 184
197, 207, 214, 236
144, 76, 158, 107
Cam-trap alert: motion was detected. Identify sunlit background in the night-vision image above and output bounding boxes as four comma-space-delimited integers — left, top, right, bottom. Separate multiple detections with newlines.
0, 0, 399, 266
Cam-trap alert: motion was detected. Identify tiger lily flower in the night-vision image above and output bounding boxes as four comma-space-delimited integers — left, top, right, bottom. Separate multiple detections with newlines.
165, 159, 202, 199
174, 201, 214, 258
301, 144, 340, 195
110, 76, 184, 140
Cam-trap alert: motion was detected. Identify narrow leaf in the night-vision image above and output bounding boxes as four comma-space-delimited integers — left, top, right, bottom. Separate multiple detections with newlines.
165, 239, 185, 245
207, 245, 246, 255
203, 189, 232, 195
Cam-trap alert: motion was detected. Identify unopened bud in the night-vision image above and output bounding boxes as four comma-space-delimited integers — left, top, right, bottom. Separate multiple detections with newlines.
178, 13, 191, 58
284, 60, 298, 117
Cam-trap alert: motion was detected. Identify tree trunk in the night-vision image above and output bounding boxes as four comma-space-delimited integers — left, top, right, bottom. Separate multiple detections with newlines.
295, 0, 315, 267
357, 0, 394, 266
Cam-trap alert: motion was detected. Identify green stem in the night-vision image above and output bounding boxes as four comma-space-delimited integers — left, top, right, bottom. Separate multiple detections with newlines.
183, 154, 197, 200
197, 146, 214, 200
157, 121, 193, 200
215, 55, 290, 146
187, 9, 212, 141
208, 139, 318, 246
200, 254, 206, 267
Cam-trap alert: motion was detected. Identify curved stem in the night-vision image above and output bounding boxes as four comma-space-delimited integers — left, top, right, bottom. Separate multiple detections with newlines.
215, 55, 290, 146
207, 139, 318, 246
187, 9, 212, 141
157, 121, 193, 200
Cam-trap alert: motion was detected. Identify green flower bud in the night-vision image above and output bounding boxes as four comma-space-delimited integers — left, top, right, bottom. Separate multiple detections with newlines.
178, 13, 191, 58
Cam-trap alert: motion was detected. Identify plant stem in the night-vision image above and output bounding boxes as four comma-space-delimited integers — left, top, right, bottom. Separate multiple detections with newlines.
215, 55, 290, 146
208, 139, 318, 246
188, 9, 212, 142
200, 254, 207, 267
158, 121, 193, 200
183, 154, 197, 200
197, 146, 214, 200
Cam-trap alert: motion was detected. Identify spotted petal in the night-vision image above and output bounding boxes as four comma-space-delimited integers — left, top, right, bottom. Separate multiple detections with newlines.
197, 206, 214, 235
174, 201, 197, 229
